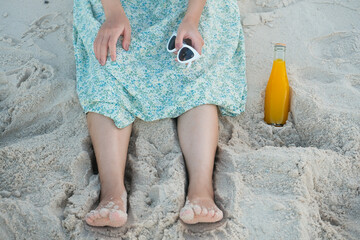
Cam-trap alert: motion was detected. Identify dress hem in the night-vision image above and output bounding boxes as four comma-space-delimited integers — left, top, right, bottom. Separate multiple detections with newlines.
82, 100, 246, 129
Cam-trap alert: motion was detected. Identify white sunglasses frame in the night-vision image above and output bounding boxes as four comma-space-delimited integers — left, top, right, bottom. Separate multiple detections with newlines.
166, 32, 201, 69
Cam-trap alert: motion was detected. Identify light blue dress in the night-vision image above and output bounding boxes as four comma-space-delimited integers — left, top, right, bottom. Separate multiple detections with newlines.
72, 0, 247, 129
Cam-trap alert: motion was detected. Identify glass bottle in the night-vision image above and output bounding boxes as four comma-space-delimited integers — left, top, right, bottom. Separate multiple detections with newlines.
264, 43, 290, 126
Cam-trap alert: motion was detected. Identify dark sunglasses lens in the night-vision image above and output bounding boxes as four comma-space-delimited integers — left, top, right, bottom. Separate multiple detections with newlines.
168, 36, 176, 50
179, 47, 194, 61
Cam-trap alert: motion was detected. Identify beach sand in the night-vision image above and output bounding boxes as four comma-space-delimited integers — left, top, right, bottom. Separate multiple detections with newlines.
0, 0, 359, 239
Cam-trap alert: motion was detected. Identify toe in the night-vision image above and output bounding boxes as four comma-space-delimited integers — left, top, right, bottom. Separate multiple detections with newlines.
85, 212, 92, 219
85, 214, 94, 223
209, 209, 215, 217
85, 210, 98, 224
85, 217, 94, 224
192, 205, 202, 215
109, 209, 128, 226
180, 206, 194, 221
99, 208, 110, 218
214, 209, 223, 220
201, 206, 208, 216
88, 210, 98, 220
93, 211, 101, 219
110, 209, 127, 219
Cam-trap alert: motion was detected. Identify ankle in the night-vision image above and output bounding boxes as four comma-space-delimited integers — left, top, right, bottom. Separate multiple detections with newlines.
187, 182, 214, 199
99, 185, 127, 202
188, 177, 213, 189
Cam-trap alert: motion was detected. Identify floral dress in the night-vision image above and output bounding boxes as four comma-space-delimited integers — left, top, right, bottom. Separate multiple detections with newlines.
72, 0, 247, 128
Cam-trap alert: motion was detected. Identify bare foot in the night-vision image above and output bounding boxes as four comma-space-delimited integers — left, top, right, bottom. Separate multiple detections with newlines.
179, 196, 223, 224
84, 191, 128, 227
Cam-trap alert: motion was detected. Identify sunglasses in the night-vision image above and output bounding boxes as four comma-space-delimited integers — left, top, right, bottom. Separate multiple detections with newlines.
167, 32, 201, 69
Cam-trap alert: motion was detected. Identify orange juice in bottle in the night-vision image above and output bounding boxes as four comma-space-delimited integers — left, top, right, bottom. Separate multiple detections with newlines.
264, 43, 290, 126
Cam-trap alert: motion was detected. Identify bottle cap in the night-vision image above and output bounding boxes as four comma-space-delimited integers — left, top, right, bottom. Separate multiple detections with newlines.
274, 43, 286, 51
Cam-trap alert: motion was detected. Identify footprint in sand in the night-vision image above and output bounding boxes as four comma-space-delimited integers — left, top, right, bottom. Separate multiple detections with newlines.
10, 58, 54, 89
22, 13, 62, 39
308, 31, 360, 62
255, 0, 300, 9
346, 74, 360, 91
296, 66, 341, 84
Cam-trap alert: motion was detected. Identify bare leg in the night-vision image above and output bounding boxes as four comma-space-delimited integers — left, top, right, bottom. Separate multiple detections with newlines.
176, 104, 223, 224
84, 112, 132, 227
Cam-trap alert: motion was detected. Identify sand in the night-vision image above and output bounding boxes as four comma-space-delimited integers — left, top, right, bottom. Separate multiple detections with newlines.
0, 0, 359, 239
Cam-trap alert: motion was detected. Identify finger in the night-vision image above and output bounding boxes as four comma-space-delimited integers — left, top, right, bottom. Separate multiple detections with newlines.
109, 33, 120, 61
100, 34, 110, 65
97, 35, 105, 64
122, 26, 131, 51
94, 35, 100, 62
175, 31, 184, 50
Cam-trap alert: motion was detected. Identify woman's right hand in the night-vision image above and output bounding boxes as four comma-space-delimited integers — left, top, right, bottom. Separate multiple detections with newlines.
94, 11, 131, 66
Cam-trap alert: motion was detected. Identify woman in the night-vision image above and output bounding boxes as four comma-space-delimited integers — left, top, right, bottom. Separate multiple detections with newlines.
72, 0, 247, 227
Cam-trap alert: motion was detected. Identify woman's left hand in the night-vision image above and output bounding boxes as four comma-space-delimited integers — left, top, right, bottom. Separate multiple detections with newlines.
173, 17, 204, 62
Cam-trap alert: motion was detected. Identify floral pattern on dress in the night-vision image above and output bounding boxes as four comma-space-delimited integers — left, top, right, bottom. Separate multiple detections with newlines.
72, 0, 247, 128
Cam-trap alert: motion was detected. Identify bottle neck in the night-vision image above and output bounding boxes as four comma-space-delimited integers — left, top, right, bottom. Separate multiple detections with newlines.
273, 44, 286, 61
274, 49, 285, 61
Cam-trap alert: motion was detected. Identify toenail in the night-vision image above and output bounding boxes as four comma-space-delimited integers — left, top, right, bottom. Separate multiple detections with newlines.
202, 207, 208, 216
180, 207, 192, 214
180, 208, 194, 220
215, 210, 223, 218
193, 205, 202, 215
209, 209, 215, 217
